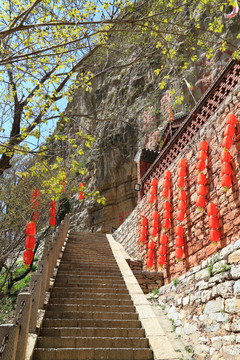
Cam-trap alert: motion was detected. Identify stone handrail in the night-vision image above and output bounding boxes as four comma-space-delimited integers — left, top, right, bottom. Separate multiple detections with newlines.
0, 214, 70, 360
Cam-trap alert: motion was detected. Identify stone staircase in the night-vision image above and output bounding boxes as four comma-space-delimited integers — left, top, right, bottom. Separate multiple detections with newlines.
33, 232, 154, 360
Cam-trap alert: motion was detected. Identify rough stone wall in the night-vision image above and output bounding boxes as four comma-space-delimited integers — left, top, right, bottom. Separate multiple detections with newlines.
113, 82, 240, 283
153, 239, 240, 360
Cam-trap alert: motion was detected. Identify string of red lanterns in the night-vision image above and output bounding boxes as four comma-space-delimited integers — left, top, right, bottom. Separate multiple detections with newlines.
176, 158, 187, 262
139, 216, 148, 244
207, 203, 219, 246
149, 178, 158, 205
147, 211, 159, 269
221, 113, 237, 191
49, 200, 56, 228
31, 189, 40, 223
159, 170, 171, 268
23, 221, 37, 266
196, 141, 208, 211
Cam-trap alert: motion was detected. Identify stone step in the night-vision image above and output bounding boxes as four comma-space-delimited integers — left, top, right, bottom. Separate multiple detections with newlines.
33, 347, 153, 360
53, 282, 127, 289
45, 310, 138, 320
40, 327, 145, 338
47, 304, 135, 313
51, 287, 129, 294
37, 336, 149, 348
49, 298, 133, 306
55, 271, 123, 280
42, 318, 142, 329
50, 291, 131, 300
54, 276, 125, 285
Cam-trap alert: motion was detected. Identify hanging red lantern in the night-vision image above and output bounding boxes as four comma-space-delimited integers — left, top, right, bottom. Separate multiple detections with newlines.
199, 141, 208, 152
26, 221, 36, 236
196, 160, 205, 173
23, 249, 34, 265
224, 124, 235, 138
178, 158, 187, 168
49, 207, 56, 217
177, 177, 185, 189
147, 249, 154, 258
198, 150, 207, 162
163, 179, 170, 188
175, 225, 184, 237
162, 187, 169, 199
79, 193, 83, 200
197, 173, 207, 185
177, 210, 185, 222
158, 256, 165, 267
150, 186, 157, 195
209, 229, 220, 245
147, 258, 153, 268
178, 200, 186, 211
160, 234, 168, 244
208, 216, 218, 229
197, 185, 207, 197
159, 245, 166, 256
177, 167, 186, 177
151, 219, 158, 228
152, 211, 159, 219
220, 151, 231, 164
148, 240, 155, 250
178, 190, 186, 201
221, 162, 232, 176
150, 228, 158, 237
222, 136, 233, 151
163, 219, 170, 231
151, 178, 158, 187
141, 217, 147, 226
49, 217, 56, 227
140, 235, 147, 244
175, 247, 183, 261
196, 195, 205, 211
164, 170, 171, 179
207, 203, 218, 217
25, 236, 35, 250
221, 174, 231, 191
149, 194, 155, 205
50, 200, 56, 207
226, 113, 237, 126
141, 227, 147, 235
163, 210, 171, 219
175, 236, 184, 247
163, 201, 171, 211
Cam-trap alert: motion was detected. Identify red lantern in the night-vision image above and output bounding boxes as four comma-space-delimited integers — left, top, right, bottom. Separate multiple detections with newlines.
151, 178, 158, 187
26, 221, 36, 236
196, 160, 205, 173
32, 189, 40, 198
222, 136, 233, 151
49, 217, 56, 227
178, 158, 187, 168
160, 234, 168, 244
31, 199, 40, 209
163, 201, 171, 211
152, 211, 159, 220
50, 200, 56, 207
175, 225, 184, 237
162, 187, 169, 199
220, 151, 231, 164
150, 186, 157, 195
163, 219, 170, 231
197, 173, 207, 185
198, 150, 207, 162
196, 195, 205, 210
199, 141, 208, 152
208, 216, 218, 229
221, 174, 231, 191
150, 228, 158, 237
177, 210, 185, 222
224, 124, 235, 138
164, 170, 171, 179
178, 200, 186, 211
79, 182, 84, 188
148, 240, 155, 250
178, 190, 187, 201
151, 219, 158, 228
207, 203, 218, 217
197, 185, 207, 197
163, 179, 170, 188
226, 113, 237, 126
163, 210, 171, 219
176, 236, 184, 247
32, 212, 39, 223
159, 245, 166, 256
147, 258, 153, 268
147, 249, 154, 258
140, 235, 147, 244
141, 227, 147, 235
209, 229, 220, 244
175, 247, 183, 261
177, 167, 186, 177
141, 217, 147, 226
149, 194, 155, 204
79, 193, 83, 200
158, 256, 165, 267
25, 236, 35, 250
49, 207, 56, 217
221, 162, 232, 176
177, 177, 185, 189
23, 249, 34, 265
